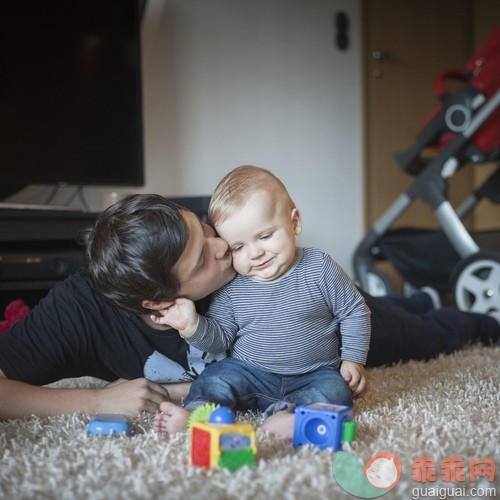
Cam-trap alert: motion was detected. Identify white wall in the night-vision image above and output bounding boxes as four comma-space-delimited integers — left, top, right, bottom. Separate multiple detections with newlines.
11, 0, 364, 274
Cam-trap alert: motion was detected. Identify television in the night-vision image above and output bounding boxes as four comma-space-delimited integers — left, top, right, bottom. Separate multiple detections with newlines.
0, 0, 144, 198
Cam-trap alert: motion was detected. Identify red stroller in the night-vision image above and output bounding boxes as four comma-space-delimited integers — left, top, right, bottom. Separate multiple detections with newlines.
353, 28, 500, 313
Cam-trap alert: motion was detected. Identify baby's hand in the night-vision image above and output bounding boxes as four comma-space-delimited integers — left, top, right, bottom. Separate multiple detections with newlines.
150, 297, 199, 337
340, 361, 368, 399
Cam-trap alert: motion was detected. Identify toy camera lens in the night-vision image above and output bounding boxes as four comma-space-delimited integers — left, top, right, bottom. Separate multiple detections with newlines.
304, 418, 329, 444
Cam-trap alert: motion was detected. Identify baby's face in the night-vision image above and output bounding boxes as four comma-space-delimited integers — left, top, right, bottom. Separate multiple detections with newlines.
216, 191, 301, 282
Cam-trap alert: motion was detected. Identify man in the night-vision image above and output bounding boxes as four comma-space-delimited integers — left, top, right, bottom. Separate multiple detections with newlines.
1, 194, 498, 421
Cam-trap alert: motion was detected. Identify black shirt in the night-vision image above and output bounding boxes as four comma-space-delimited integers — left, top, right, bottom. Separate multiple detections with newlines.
0, 273, 220, 385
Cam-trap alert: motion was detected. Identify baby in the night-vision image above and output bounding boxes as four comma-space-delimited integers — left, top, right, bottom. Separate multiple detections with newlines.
152, 165, 370, 438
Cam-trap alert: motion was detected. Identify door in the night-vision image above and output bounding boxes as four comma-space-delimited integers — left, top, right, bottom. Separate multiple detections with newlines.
363, 0, 473, 230
471, 2, 500, 230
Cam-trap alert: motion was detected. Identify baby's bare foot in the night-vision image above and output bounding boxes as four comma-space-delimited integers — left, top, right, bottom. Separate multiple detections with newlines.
258, 410, 295, 439
153, 401, 191, 440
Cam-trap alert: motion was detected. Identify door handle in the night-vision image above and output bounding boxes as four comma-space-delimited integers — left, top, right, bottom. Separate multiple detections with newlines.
372, 50, 390, 61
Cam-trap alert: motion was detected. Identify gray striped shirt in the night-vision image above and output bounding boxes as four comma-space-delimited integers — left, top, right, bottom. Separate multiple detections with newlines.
187, 247, 371, 374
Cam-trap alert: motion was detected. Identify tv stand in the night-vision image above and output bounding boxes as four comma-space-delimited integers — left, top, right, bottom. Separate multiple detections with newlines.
0, 208, 98, 310
0, 196, 211, 312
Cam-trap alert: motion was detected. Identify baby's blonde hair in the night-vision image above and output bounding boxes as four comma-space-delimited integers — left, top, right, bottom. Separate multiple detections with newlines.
208, 165, 296, 226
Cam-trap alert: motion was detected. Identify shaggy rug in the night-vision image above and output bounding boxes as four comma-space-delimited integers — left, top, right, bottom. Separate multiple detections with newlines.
1, 344, 499, 500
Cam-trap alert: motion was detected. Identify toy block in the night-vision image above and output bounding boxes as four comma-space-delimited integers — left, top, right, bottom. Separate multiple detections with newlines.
190, 406, 257, 470
293, 403, 354, 451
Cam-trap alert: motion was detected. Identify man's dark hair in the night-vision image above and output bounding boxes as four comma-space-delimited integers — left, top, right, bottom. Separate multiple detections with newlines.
82, 194, 189, 315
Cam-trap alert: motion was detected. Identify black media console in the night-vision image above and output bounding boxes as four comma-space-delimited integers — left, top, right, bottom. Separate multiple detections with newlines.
0, 196, 211, 311
0, 208, 98, 309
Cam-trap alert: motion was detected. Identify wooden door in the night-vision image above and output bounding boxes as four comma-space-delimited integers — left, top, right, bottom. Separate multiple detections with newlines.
471, 2, 500, 230
362, 0, 473, 229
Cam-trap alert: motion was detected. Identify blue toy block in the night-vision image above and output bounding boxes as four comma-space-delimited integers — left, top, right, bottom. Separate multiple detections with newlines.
293, 403, 353, 451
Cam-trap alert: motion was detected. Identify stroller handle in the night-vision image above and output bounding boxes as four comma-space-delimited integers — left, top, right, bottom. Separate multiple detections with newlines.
433, 70, 468, 100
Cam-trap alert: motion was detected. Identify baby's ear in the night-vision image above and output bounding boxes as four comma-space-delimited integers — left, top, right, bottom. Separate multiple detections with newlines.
291, 208, 302, 235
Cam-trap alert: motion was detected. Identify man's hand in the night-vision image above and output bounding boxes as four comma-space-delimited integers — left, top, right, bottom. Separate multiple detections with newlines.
95, 378, 171, 418
149, 298, 199, 337
0, 375, 187, 421
340, 361, 368, 399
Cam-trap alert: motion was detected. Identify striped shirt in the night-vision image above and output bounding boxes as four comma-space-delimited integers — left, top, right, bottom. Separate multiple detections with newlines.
188, 247, 371, 374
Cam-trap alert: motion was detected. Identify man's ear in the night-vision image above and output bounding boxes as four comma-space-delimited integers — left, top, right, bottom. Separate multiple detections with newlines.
291, 208, 302, 235
141, 299, 175, 312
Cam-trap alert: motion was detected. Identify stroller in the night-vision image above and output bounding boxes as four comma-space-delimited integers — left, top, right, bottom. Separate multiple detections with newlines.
353, 28, 500, 314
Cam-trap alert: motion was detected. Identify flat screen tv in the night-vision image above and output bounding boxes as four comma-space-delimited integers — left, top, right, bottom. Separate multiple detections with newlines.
0, 0, 144, 197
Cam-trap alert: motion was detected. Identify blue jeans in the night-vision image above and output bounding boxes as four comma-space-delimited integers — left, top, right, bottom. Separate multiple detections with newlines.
183, 357, 352, 416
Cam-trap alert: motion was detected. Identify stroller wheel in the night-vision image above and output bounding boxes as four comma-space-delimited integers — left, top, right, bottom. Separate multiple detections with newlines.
363, 269, 395, 297
452, 251, 500, 313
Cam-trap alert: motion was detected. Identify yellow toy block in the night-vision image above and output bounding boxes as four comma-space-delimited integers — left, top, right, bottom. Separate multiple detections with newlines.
191, 420, 256, 470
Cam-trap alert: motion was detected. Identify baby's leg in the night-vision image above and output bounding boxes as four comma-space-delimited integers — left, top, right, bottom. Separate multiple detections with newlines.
153, 401, 191, 440
258, 410, 295, 439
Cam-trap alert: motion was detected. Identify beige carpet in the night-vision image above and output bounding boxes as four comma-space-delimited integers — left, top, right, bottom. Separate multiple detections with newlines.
1, 344, 499, 500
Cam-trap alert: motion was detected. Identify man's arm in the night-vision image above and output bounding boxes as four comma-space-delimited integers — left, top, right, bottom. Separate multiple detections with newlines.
0, 369, 171, 421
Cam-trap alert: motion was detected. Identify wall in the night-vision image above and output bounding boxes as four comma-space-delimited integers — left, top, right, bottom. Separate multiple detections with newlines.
11, 0, 363, 274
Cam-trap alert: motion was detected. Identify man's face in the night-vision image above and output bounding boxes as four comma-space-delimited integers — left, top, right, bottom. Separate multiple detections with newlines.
172, 210, 235, 301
